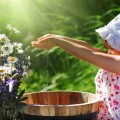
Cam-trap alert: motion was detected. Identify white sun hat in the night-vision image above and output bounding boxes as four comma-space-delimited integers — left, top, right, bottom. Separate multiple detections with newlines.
95, 14, 120, 51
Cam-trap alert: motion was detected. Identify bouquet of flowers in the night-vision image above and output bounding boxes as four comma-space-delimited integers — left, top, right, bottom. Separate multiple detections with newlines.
0, 24, 30, 120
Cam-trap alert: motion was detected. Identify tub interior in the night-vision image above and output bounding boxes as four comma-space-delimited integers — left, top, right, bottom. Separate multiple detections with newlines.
23, 91, 98, 105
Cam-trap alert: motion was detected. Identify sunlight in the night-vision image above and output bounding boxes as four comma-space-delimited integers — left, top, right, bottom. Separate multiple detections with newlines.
0, 0, 87, 36
0, 0, 50, 29
0, 0, 27, 22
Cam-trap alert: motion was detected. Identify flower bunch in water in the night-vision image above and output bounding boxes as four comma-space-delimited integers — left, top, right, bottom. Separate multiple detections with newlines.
0, 24, 30, 120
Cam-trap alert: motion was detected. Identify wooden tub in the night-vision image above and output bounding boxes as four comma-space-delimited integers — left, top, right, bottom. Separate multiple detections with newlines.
22, 91, 99, 120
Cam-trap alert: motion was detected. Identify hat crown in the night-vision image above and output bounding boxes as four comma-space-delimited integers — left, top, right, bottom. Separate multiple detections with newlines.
96, 14, 120, 51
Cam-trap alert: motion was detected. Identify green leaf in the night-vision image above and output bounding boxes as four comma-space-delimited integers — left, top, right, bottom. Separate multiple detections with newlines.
18, 89, 25, 100
20, 97, 28, 102
25, 46, 31, 51
31, 48, 38, 52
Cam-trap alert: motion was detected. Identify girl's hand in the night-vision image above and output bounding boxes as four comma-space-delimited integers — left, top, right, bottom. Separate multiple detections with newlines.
31, 34, 59, 49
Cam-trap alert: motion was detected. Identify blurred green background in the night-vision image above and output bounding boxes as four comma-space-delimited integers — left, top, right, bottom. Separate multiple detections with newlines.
0, 0, 120, 93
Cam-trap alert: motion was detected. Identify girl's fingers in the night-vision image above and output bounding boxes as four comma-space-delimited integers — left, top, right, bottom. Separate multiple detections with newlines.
31, 41, 54, 50
31, 41, 41, 47
31, 41, 38, 45
32, 41, 43, 45
31, 41, 46, 49
37, 36, 46, 41
31, 34, 56, 49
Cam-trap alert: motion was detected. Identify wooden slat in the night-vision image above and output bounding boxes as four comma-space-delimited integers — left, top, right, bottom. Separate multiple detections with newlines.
92, 101, 99, 113
59, 92, 69, 105
40, 106, 51, 116
26, 93, 37, 104
81, 92, 89, 103
55, 106, 69, 116
82, 104, 89, 114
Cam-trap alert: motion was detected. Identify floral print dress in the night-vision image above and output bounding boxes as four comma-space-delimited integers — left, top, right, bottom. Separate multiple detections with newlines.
95, 68, 120, 120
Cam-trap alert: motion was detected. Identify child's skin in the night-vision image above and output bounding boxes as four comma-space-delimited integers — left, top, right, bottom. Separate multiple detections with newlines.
31, 34, 120, 73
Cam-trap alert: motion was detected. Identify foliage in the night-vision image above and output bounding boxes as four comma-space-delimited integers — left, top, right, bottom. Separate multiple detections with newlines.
1, 0, 120, 94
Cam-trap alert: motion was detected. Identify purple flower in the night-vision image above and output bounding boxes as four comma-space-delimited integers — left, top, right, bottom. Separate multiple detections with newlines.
6, 78, 16, 92
2, 56, 7, 65
0, 78, 21, 102
6, 78, 21, 95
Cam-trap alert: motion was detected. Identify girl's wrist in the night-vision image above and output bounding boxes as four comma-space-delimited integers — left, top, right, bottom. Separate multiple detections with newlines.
53, 35, 63, 46
52, 36, 59, 46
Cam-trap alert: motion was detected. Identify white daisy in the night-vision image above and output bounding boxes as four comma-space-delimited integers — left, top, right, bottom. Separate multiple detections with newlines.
0, 66, 13, 75
13, 28, 20, 34
6, 24, 20, 34
13, 42, 23, 48
7, 56, 18, 63
17, 49, 24, 54
0, 66, 6, 75
13, 42, 23, 53
0, 34, 7, 40
28, 56, 30, 60
23, 71, 28, 79
5, 39, 10, 45
1, 44, 13, 55
13, 43, 24, 54
6, 24, 13, 31
0, 34, 10, 45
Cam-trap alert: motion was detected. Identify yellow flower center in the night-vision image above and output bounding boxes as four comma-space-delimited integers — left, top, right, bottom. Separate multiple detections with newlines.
0, 70, 5, 73
9, 57, 15, 61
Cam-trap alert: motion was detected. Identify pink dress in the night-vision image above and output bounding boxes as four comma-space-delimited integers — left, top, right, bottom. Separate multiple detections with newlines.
95, 68, 120, 120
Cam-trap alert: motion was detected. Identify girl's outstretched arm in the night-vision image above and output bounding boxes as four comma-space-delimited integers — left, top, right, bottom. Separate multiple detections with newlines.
54, 35, 106, 53
32, 34, 120, 73
39, 34, 106, 53
56, 38, 120, 73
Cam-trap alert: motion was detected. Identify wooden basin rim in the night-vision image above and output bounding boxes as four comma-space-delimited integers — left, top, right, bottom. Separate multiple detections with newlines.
23, 91, 99, 116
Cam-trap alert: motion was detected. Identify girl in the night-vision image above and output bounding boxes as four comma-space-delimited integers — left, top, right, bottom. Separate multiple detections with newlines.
31, 14, 120, 120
